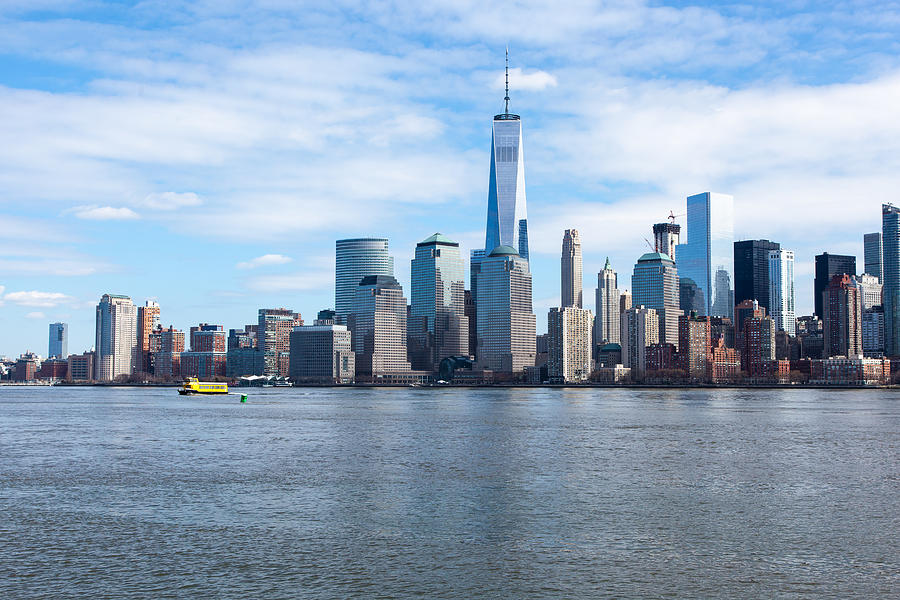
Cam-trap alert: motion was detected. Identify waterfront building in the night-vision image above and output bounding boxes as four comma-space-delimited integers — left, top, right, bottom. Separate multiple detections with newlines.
409, 233, 469, 371
742, 314, 776, 376
646, 343, 677, 374
151, 326, 184, 379
653, 222, 680, 261
884, 204, 900, 356
225, 324, 260, 377
136, 301, 160, 374
711, 339, 740, 383
809, 357, 891, 385
258, 308, 302, 376
632, 251, 682, 349
349, 275, 411, 376
94, 293, 137, 381
228, 325, 257, 350
38, 357, 67, 380
675, 192, 734, 318
862, 307, 884, 357
335, 238, 394, 324
823, 274, 862, 358
14, 352, 40, 381
864, 232, 883, 283
595, 258, 620, 347
289, 324, 355, 384
475, 246, 536, 374
853, 273, 883, 310
484, 52, 528, 261
560, 229, 582, 308
620, 306, 658, 379
67, 351, 94, 381
180, 324, 226, 378
48, 322, 67, 359
814, 253, 857, 319
547, 307, 593, 383
734, 239, 780, 314
768, 249, 796, 335
677, 312, 711, 381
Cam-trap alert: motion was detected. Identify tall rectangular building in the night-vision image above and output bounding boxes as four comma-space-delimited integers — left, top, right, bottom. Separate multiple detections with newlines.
349, 275, 411, 376
632, 252, 682, 349
620, 306, 658, 379
152, 326, 184, 379
822, 274, 862, 358
768, 249, 795, 335
884, 204, 900, 356
548, 307, 593, 383
94, 294, 137, 381
48, 322, 67, 359
595, 258, 620, 346
734, 239, 780, 314
675, 192, 735, 319
335, 238, 394, 324
136, 300, 160, 374
560, 229, 582, 308
678, 313, 711, 381
864, 232, 883, 282
814, 253, 857, 319
258, 308, 302, 376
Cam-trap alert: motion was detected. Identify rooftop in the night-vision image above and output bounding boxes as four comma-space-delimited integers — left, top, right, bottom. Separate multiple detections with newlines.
417, 232, 458, 247
488, 245, 519, 257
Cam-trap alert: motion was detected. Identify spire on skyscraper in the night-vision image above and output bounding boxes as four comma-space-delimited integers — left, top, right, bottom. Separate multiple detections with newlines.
504, 46, 510, 116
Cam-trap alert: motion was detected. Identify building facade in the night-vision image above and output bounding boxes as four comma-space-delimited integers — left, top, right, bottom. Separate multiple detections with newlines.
822, 274, 862, 358
653, 222, 680, 261
349, 275, 411, 376
632, 252, 682, 350
734, 239, 780, 315
560, 229, 582, 308
94, 294, 137, 381
289, 325, 355, 384
884, 204, 900, 356
620, 306, 658, 379
335, 238, 394, 324
814, 253, 857, 319
48, 322, 67, 359
136, 300, 160, 374
853, 273, 883, 310
768, 249, 795, 335
678, 313, 711, 381
862, 307, 884, 357
864, 231, 883, 283
258, 308, 302, 376
67, 351, 94, 381
151, 326, 184, 379
548, 307, 593, 383
595, 258, 620, 347
742, 315, 776, 376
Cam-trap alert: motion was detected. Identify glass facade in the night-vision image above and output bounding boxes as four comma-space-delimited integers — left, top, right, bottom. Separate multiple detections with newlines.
864, 232, 883, 283
675, 192, 734, 319
485, 118, 528, 259
632, 252, 681, 348
768, 249, 795, 335
882, 205, 900, 356
334, 238, 394, 324
48, 322, 67, 359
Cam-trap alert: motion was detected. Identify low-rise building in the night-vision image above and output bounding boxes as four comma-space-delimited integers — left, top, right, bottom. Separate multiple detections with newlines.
809, 357, 891, 385
289, 324, 355, 384
67, 351, 94, 381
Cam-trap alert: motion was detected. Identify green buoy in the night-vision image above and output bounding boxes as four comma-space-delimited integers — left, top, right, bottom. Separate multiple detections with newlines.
240, 394, 247, 403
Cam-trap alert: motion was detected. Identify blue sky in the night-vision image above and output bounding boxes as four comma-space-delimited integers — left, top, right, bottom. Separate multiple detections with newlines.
2, 0, 900, 356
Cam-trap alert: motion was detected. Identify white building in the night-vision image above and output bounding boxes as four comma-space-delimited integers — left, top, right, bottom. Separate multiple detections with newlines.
561, 229, 583, 308
348, 275, 410, 376
620, 306, 658, 379
768, 249, 796, 335
548, 307, 593, 383
595, 258, 620, 346
94, 294, 137, 381
854, 273, 883, 310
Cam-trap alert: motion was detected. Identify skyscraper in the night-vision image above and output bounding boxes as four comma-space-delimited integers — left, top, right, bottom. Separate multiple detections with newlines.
409, 233, 469, 371
560, 229, 582, 308
94, 294, 137, 381
595, 258, 620, 346
475, 246, 536, 374
484, 51, 528, 260
548, 307, 593, 383
864, 232, 883, 283
678, 313, 711, 381
883, 204, 900, 356
335, 238, 394, 324
620, 306, 658, 379
768, 249, 795, 335
258, 308, 302, 376
653, 222, 680, 261
48, 322, 67, 358
136, 300, 160, 374
632, 252, 682, 349
675, 192, 734, 319
814, 253, 857, 319
349, 275, 411, 376
734, 239, 780, 314
822, 274, 862, 358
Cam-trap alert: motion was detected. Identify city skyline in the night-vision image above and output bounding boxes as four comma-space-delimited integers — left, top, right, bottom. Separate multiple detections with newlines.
2, 2, 900, 356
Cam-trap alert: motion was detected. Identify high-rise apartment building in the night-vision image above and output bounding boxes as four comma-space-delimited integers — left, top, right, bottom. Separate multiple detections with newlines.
620, 306, 658, 379
862, 307, 884, 357
675, 192, 734, 319
151, 326, 184, 379
409, 233, 469, 371
475, 246, 536, 374
548, 307, 593, 383
560, 229, 582, 308
484, 53, 528, 261
349, 275, 411, 376
677, 313, 710, 381
595, 258, 620, 347
258, 308, 302, 376
335, 238, 394, 324
653, 222, 680, 261
734, 239, 780, 314
768, 249, 795, 335
884, 204, 900, 356
94, 294, 137, 381
853, 273, 883, 310
181, 324, 227, 378
632, 252, 682, 349
814, 253, 857, 319
822, 274, 862, 358
48, 322, 67, 359
864, 232, 883, 283
136, 300, 160, 374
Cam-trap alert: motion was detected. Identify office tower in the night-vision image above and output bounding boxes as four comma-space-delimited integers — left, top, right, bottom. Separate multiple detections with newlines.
315, 309, 336, 325
258, 308, 302, 376
677, 313, 710, 381
620, 306, 658, 379
675, 192, 734, 318
862, 307, 884, 357
595, 258, 620, 346
464, 290, 477, 358
734, 239, 780, 314
475, 246, 536, 374
484, 52, 528, 260
181, 324, 227, 378
884, 204, 900, 356
742, 314, 776, 376
48, 322, 67, 358
864, 232, 883, 283
409, 233, 469, 371
136, 300, 160, 373
94, 294, 137, 381
620, 290, 632, 314
289, 324, 355, 384
853, 273, 883, 310
632, 252, 682, 349
560, 229, 582, 308
822, 274, 862, 358
349, 275, 411, 376
151, 326, 185, 379
67, 351, 94, 381
768, 249, 795, 335
814, 253, 857, 318
653, 222, 680, 260
548, 307, 593, 383
335, 238, 394, 324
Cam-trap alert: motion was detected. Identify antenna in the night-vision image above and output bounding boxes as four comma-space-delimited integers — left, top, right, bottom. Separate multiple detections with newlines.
504, 46, 510, 115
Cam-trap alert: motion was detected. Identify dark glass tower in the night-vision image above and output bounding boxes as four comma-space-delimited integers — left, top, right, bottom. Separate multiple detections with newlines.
734, 239, 780, 314
814, 253, 857, 319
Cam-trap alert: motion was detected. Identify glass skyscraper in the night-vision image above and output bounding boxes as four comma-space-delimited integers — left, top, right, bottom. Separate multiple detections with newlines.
48, 322, 67, 358
768, 249, 795, 335
632, 252, 682, 348
675, 192, 734, 319
864, 232, 883, 283
882, 204, 900, 356
334, 238, 394, 324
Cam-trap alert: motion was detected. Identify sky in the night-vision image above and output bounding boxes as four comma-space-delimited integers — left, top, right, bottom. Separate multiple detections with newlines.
2, 0, 900, 357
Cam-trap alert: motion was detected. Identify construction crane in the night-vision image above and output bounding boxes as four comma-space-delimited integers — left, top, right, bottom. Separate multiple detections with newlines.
643, 237, 655, 252
668, 210, 685, 223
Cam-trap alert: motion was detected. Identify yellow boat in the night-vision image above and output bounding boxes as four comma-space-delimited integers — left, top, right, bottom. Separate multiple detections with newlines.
179, 377, 228, 395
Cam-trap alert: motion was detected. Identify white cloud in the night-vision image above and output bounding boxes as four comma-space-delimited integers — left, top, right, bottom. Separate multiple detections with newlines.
245, 270, 333, 292
493, 68, 558, 91
25, 311, 46, 320
236, 254, 293, 269
70, 205, 140, 220
4, 290, 76, 307
142, 191, 203, 210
